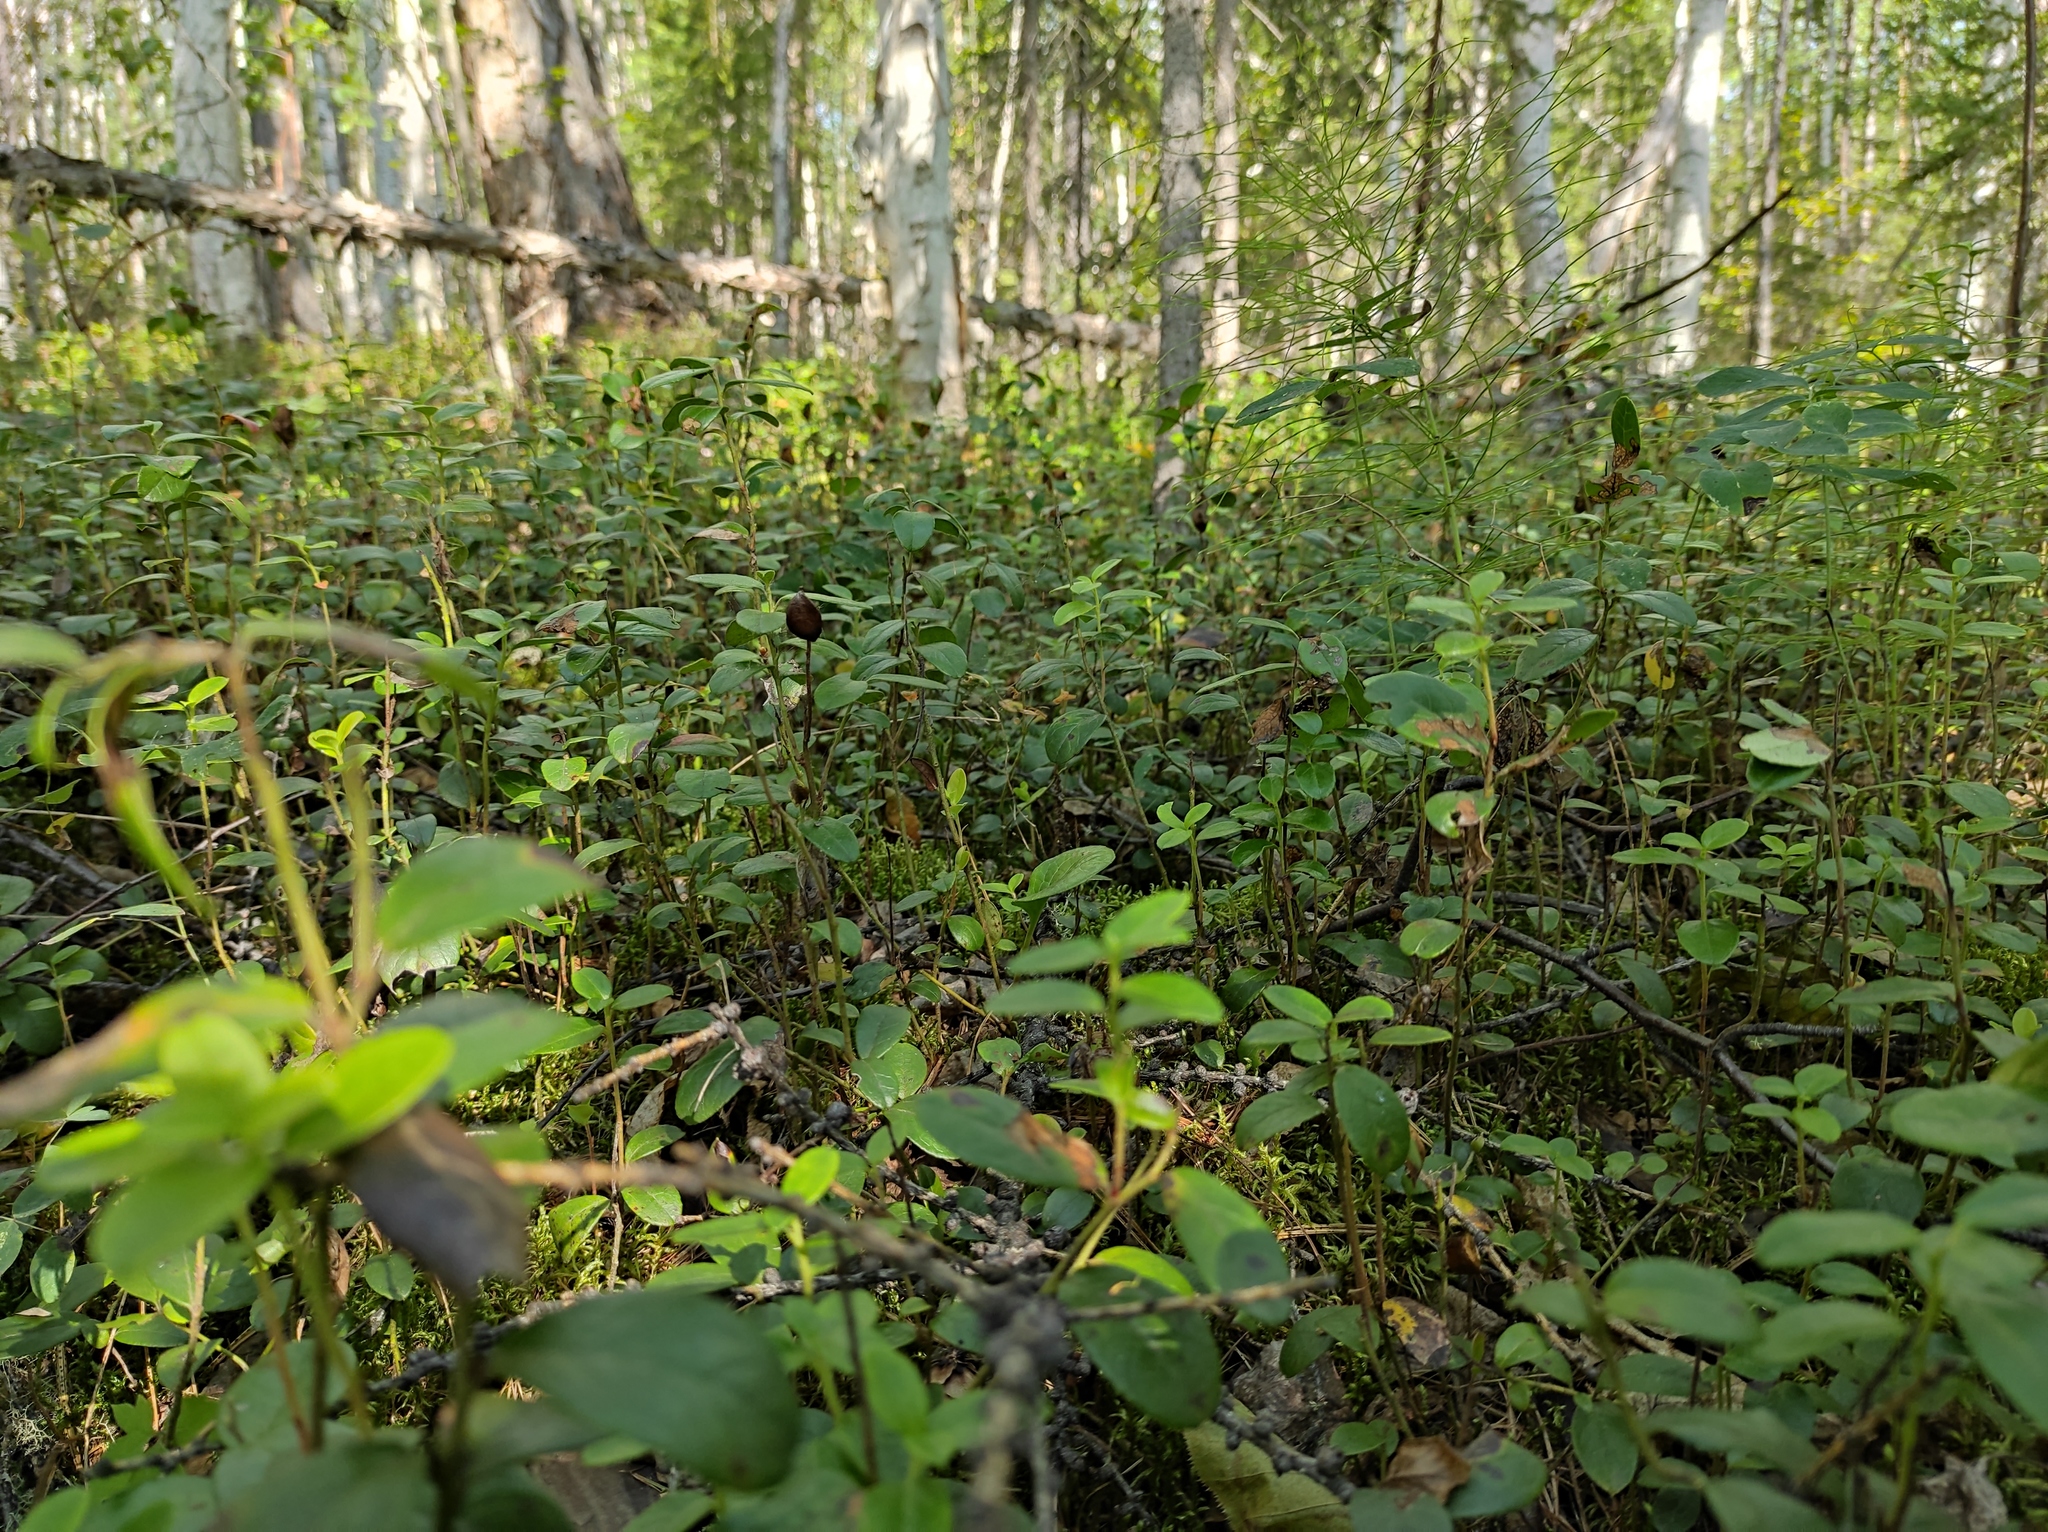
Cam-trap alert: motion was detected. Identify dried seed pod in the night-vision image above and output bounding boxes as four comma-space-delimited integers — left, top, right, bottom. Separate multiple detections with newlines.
784, 593, 823, 642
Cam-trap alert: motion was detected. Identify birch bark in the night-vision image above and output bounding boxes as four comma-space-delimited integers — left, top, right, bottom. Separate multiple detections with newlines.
770, 0, 797, 264
1505, 0, 1569, 322
172, 0, 264, 335
854, 0, 966, 418
1155, 0, 1205, 511
1212, 0, 1243, 368
1660, 0, 1726, 373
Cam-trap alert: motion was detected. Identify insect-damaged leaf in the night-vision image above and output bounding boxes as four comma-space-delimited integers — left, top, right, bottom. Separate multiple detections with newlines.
344, 1107, 528, 1291
912, 1087, 1106, 1191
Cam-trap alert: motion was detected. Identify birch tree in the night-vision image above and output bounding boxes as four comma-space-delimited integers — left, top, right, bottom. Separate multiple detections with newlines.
770, 0, 798, 264
855, 0, 966, 418
1155, 0, 1205, 512
1505, 0, 1569, 322
375, 0, 448, 332
1662, 0, 1726, 372
1212, 0, 1243, 367
458, 0, 648, 335
1752, 0, 1792, 359
172, 0, 264, 335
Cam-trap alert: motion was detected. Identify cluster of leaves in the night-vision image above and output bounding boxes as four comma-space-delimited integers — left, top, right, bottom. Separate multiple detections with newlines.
4, 313, 2048, 1532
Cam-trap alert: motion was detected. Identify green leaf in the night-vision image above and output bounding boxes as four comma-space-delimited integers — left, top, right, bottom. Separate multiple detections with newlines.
376, 837, 591, 963
1369, 1025, 1453, 1047
856, 1004, 912, 1058
1754, 1210, 1919, 1269
1511, 1280, 1590, 1330
1334, 995, 1395, 1024
1956, 1172, 2048, 1231
550, 1195, 608, 1257
1696, 365, 1807, 396
1006, 938, 1107, 975
1344, 1489, 1451, 1531
1025, 846, 1116, 904
307, 1027, 457, 1153
1102, 890, 1196, 959
1889, 1083, 2048, 1167
1741, 1299, 1904, 1371
1235, 379, 1324, 426
1621, 589, 1697, 628
1950, 1281, 2048, 1431
493, 1287, 799, 1488
813, 674, 869, 711
388, 991, 587, 1096
363, 1251, 416, 1301
0, 624, 86, 672
984, 979, 1105, 1017
1603, 1258, 1759, 1346
1610, 394, 1642, 450
1700, 1477, 1831, 1532
1830, 976, 1953, 1008
1571, 1400, 1638, 1494
850, 1042, 928, 1109
1333, 1067, 1410, 1178
1162, 1168, 1291, 1322
1648, 1409, 1817, 1474
91, 1145, 270, 1289
800, 818, 862, 862
1264, 985, 1333, 1029
1677, 918, 1742, 967
1515, 628, 1596, 683
1740, 726, 1831, 768
1118, 972, 1225, 1028
1445, 1432, 1546, 1518
1398, 919, 1461, 959
1065, 1264, 1221, 1427
912, 1088, 1105, 1190
620, 1493, 715, 1532
1233, 1086, 1327, 1147
1948, 781, 2016, 823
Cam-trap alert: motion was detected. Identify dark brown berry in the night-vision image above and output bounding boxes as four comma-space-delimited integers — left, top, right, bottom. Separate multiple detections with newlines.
785, 593, 823, 642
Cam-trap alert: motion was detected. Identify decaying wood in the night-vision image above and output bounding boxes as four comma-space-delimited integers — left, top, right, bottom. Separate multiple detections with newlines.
0, 144, 1156, 353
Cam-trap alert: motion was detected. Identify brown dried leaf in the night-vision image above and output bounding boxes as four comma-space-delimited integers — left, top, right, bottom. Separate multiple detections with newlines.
1903, 861, 1947, 896
883, 789, 922, 846
344, 1106, 529, 1291
1381, 1297, 1456, 1370
1380, 1434, 1471, 1506
1252, 699, 1289, 745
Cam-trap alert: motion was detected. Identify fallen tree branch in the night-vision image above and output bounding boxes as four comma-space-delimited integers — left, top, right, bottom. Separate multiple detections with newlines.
0, 144, 1157, 353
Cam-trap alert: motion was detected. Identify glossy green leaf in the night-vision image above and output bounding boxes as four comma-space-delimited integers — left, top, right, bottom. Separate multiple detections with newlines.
1603, 1259, 1759, 1346
1065, 1264, 1220, 1428
1753, 1210, 1919, 1269
912, 1088, 1105, 1190
1024, 845, 1116, 904
984, 979, 1104, 1017
1571, 1400, 1638, 1494
1890, 1083, 2048, 1167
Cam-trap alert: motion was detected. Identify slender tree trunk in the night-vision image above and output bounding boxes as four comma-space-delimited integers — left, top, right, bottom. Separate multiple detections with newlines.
978, 0, 1026, 301
1155, 0, 1205, 513
1585, 4, 1687, 281
459, 0, 647, 336
308, 41, 364, 338
1506, 0, 1569, 321
1212, 0, 1243, 369
1736, 0, 1756, 168
248, 12, 328, 338
770, 0, 797, 264
2010, 0, 2039, 369
1661, 0, 1726, 373
173, 0, 264, 335
1016, 0, 1044, 306
855, 0, 966, 418
428, 0, 516, 387
1752, 0, 1792, 360
1064, 24, 1087, 310
380, 0, 448, 333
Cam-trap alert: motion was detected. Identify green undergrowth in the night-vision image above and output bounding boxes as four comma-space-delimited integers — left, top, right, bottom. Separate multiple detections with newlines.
3, 323, 2048, 1531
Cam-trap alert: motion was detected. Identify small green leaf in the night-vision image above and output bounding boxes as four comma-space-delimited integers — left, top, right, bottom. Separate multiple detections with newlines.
1677, 918, 1741, 967
1755, 1209, 1919, 1269
913, 1088, 1105, 1190
1024, 846, 1116, 904
984, 979, 1105, 1017
1064, 1265, 1221, 1427
0, 624, 86, 673
1571, 1401, 1638, 1494
1603, 1258, 1758, 1345
1369, 1025, 1453, 1047
1333, 1066, 1410, 1178
801, 818, 862, 862
1398, 919, 1461, 959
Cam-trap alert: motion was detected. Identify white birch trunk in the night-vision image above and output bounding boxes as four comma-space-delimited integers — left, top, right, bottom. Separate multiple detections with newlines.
855, 0, 966, 418
1661, 0, 1726, 373
172, 0, 264, 335
1505, 0, 1569, 322
977, 0, 1026, 301
1212, 0, 1243, 369
770, 0, 797, 265
1154, 0, 1205, 511
378, 0, 447, 332
1584, 31, 1685, 280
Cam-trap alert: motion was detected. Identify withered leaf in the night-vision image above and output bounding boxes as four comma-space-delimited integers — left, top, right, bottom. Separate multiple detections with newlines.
344, 1106, 528, 1291
1380, 1434, 1471, 1507
883, 788, 922, 846
1381, 1297, 1456, 1370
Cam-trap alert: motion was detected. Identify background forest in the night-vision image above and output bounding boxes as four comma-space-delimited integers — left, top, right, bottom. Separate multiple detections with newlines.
4, 0, 2048, 1530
